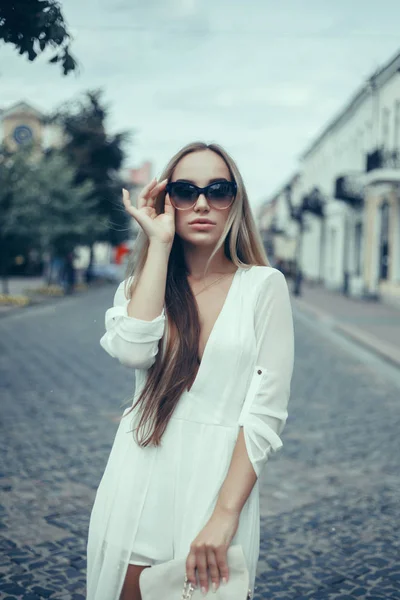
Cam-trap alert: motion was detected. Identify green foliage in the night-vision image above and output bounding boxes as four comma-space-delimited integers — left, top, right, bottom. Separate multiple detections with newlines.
0, 0, 77, 74
0, 144, 107, 277
51, 89, 132, 247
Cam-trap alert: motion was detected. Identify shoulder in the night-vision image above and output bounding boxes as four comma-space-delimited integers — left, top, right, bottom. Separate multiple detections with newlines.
241, 266, 290, 310
242, 265, 285, 289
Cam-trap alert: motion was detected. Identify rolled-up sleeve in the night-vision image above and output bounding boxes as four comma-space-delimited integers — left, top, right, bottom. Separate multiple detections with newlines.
238, 269, 294, 478
99, 278, 166, 370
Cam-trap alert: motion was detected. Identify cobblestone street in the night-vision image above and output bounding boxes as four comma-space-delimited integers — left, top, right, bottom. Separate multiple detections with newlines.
0, 285, 399, 600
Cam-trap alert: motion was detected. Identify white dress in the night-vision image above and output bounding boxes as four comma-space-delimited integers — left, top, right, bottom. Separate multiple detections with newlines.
86, 265, 294, 600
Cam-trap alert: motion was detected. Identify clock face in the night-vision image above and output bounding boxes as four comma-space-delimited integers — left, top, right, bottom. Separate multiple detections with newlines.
13, 125, 34, 145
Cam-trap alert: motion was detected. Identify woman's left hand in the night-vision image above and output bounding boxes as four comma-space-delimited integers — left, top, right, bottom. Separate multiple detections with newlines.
185, 506, 240, 595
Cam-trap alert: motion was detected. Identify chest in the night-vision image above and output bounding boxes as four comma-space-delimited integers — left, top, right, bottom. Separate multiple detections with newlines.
194, 284, 231, 363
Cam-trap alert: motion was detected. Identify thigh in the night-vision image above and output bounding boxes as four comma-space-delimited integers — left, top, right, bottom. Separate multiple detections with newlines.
120, 563, 151, 600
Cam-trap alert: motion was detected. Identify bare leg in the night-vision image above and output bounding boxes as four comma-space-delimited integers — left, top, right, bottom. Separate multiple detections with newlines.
119, 564, 151, 600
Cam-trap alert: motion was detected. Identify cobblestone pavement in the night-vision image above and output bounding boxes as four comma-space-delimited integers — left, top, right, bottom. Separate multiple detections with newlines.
0, 285, 399, 600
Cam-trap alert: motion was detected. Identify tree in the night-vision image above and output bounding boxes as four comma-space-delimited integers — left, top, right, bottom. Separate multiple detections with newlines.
0, 0, 77, 75
0, 144, 106, 293
51, 89, 132, 271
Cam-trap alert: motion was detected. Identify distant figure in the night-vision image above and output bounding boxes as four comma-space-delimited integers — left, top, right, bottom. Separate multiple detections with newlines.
293, 268, 303, 296
62, 252, 76, 294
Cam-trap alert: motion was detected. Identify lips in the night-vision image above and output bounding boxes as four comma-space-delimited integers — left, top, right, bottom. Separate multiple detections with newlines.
189, 219, 215, 225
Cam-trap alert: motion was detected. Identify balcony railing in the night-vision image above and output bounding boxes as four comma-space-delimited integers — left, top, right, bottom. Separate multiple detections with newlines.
334, 175, 364, 206
366, 148, 400, 172
301, 188, 325, 217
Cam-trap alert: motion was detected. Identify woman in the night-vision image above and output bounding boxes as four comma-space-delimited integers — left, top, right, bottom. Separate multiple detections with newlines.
86, 141, 295, 600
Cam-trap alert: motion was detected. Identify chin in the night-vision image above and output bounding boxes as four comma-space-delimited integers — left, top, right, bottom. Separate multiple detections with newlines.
181, 234, 219, 247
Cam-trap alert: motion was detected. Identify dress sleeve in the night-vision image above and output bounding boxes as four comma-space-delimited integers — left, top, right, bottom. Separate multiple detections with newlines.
237, 269, 295, 478
99, 277, 166, 370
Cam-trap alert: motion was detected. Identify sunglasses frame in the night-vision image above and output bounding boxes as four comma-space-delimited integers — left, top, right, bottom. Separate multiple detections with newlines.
165, 180, 237, 211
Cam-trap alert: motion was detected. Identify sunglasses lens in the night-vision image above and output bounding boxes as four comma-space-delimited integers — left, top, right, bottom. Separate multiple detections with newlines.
207, 182, 235, 208
169, 183, 197, 208
167, 181, 236, 209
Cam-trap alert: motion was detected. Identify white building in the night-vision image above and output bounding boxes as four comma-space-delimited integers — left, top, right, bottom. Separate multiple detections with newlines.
262, 48, 400, 305
258, 174, 300, 274
0, 101, 64, 151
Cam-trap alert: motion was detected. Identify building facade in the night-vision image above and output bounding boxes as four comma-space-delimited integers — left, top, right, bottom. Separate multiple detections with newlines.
259, 48, 400, 306
0, 101, 63, 151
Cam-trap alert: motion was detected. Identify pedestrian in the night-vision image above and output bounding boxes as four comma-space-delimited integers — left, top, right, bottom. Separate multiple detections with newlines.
61, 251, 76, 294
86, 142, 295, 600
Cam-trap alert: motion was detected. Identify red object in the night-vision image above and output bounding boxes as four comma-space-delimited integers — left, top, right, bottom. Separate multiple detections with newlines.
115, 244, 130, 264
129, 161, 152, 186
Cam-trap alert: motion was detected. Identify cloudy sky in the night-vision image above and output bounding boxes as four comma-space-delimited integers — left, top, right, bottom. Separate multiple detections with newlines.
1, 0, 400, 208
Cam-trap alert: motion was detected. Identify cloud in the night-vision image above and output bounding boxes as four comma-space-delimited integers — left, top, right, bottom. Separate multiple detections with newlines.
1, 0, 400, 206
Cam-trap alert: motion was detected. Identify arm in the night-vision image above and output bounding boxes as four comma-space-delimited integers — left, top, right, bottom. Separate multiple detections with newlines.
215, 269, 295, 513
99, 241, 170, 370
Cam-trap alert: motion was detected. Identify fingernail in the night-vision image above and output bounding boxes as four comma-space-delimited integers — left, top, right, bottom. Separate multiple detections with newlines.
201, 586, 207, 596
212, 582, 217, 593
222, 577, 228, 585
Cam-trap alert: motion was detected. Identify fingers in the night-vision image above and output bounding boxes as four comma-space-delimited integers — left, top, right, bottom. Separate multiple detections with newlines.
121, 188, 137, 217
185, 551, 198, 589
214, 545, 229, 586
139, 177, 168, 209
141, 177, 159, 199
186, 545, 229, 595
195, 547, 209, 594
206, 547, 220, 593
163, 192, 175, 217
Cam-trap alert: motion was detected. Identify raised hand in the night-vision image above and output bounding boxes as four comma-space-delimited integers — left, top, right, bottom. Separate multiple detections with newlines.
122, 178, 175, 246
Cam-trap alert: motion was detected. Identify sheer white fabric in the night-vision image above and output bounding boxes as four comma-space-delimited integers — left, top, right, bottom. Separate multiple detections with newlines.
87, 265, 295, 600
238, 270, 294, 478
99, 277, 166, 370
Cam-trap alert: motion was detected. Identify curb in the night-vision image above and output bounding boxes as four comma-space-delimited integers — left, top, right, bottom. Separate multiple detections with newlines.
0, 281, 114, 320
292, 296, 400, 370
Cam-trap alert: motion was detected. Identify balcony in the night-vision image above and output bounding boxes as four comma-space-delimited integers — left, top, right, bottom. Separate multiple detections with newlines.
364, 147, 400, 185
366, 148, 400, 171
301, 187, 325, 217
334, 175, 364, 207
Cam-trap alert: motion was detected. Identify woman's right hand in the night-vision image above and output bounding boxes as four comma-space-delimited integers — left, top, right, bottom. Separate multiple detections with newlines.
122, 178, 175, 246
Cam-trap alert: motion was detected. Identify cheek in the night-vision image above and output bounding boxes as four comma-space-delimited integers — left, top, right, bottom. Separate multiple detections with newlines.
174, 212, 186, 236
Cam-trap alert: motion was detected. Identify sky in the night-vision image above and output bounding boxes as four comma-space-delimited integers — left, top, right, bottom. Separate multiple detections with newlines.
1, 0, 400, 209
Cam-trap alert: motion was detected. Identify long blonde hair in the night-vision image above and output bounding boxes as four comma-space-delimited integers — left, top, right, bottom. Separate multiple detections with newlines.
123, 141, 270, 447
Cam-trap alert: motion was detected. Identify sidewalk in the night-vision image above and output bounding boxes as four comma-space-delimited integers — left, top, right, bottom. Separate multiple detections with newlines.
0, 276, 111, 318
291, 281, 400, 369
1, 276, 45, 296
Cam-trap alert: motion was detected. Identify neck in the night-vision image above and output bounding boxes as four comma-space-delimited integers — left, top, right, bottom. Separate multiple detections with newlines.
181, 243, 234, 280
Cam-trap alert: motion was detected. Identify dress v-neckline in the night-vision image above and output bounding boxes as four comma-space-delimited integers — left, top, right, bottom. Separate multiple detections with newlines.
189, 266, 242, 392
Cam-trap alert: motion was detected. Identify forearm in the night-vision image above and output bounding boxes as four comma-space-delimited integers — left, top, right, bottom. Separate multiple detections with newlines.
214, 426, 257, 516
127, 241, 171, 321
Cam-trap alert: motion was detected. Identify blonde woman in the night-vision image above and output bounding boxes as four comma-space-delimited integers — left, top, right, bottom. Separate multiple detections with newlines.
86, 142, 295, 600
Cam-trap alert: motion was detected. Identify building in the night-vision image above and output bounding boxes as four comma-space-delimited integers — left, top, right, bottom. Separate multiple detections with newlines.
259, 47, 400, 306
258, 174, 300, 276
0, 101, 63, 151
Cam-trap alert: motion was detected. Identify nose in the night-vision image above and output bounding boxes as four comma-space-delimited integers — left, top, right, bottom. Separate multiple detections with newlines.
193, 193, 210, 211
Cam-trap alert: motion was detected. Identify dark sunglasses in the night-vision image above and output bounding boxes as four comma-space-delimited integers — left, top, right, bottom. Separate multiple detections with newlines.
165, 180, 237, 210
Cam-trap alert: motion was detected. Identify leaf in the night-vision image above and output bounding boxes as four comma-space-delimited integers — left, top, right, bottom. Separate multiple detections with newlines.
62, 50, 77, 75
